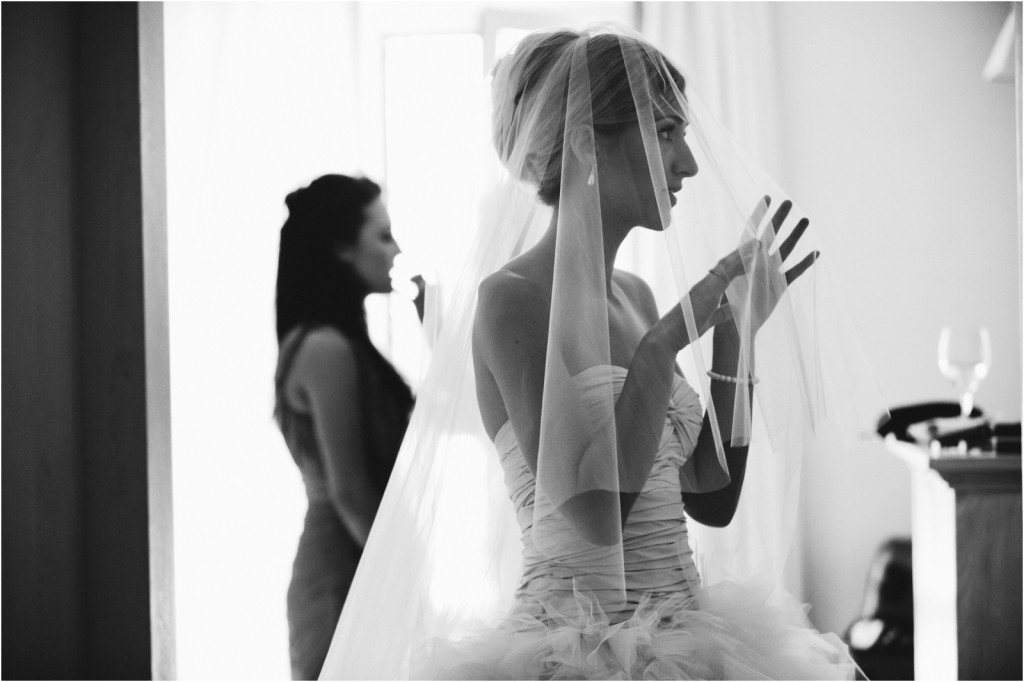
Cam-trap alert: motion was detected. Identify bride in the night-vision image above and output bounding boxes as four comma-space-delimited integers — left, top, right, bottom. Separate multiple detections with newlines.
320, 24, 881, 680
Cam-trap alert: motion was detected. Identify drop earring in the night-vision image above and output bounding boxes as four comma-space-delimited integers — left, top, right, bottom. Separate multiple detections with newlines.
587, 165, 596, 186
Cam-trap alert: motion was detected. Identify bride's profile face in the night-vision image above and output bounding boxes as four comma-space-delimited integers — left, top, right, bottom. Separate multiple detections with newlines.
595, 103, 698, 232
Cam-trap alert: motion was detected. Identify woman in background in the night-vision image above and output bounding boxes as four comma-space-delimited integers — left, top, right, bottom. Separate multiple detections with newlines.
273, 174, 421, 680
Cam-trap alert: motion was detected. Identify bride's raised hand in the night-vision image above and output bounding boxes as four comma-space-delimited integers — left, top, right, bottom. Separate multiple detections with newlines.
713, 196, 818, 336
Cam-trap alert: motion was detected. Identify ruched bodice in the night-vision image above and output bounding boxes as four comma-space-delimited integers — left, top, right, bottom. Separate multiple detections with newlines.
494, 366, 705, 622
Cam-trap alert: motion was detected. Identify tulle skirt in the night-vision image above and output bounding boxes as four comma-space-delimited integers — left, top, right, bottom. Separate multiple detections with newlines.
413, 580, 856, 680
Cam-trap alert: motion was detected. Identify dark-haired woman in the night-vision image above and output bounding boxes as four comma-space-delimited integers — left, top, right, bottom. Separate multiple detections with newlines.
273, 174, 420, 680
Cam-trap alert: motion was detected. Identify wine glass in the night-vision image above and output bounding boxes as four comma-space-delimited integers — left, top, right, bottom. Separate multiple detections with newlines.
937, 326, 992, 418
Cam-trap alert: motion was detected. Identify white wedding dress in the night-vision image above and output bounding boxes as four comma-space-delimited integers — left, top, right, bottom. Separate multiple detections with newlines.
320, 25, 886, 680
415, 366, 855, 680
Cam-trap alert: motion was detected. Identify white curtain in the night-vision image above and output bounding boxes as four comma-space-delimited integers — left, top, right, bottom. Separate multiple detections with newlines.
640, 2, 780, 169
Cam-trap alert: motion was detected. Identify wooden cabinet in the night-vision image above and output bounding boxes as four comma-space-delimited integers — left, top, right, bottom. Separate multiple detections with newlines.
889, 437, 1022, 680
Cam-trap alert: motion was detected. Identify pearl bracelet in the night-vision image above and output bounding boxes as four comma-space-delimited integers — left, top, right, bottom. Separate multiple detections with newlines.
707, 370, 759, 385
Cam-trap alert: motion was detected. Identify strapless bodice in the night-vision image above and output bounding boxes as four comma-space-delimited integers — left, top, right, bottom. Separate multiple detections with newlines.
493, 366, 706, 622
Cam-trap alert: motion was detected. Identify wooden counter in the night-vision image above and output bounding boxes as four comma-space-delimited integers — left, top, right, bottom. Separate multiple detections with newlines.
887, 436, 1022, 680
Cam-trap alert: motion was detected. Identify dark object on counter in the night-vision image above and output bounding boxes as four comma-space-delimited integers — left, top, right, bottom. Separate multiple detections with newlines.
845, 538, 914, 680
993, 421, 1022, 454
878, 404, 1020, 455
877, 402, 985, 442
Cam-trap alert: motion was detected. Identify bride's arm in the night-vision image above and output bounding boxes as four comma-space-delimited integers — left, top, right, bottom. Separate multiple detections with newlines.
611, 271, 732, 522
618, 273, 753, 528
679, 319, 753, 527
472, 271, 551, 474
677, 199, 818, 526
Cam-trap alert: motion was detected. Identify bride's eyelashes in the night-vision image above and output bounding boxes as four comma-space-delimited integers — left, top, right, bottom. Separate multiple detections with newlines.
656, 119, 688, 143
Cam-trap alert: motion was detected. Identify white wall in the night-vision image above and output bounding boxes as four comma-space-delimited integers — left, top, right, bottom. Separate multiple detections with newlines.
770, 1, 1020, 635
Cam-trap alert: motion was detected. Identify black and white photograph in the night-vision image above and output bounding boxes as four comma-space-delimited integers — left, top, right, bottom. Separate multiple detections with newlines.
3, 1, 1021, 680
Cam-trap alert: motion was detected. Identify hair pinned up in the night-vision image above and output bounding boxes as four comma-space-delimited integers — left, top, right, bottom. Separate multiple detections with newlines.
491, 29, 686, 205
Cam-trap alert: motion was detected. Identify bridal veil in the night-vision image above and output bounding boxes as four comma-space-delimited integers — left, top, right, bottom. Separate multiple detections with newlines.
320, 23, 884, 679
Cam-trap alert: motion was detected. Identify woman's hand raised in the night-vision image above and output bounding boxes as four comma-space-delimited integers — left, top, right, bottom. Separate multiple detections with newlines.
712, 196, 818, 338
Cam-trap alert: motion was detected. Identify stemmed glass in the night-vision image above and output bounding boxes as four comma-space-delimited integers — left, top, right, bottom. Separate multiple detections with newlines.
937, 326, 992, 418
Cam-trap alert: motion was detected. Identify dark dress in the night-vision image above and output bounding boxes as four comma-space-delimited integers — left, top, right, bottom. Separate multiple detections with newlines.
275, 326, 412, 680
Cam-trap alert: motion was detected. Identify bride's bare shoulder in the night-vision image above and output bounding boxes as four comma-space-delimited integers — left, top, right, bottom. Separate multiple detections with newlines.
478, 267, 549, 310
474, 268, 550, 353
613, 269, 658, 322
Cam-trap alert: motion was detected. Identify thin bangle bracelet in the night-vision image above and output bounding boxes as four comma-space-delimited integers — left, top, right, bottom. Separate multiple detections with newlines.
708, 370, 759, 385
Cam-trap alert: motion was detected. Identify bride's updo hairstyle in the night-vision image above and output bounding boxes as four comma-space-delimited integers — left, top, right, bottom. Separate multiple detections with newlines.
491, 29, 687, 206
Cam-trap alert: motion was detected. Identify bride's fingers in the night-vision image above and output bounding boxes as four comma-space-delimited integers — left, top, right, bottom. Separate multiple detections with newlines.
784, 251, 819, 284
771, 200, 793, 232
778, 218, 810, 261
747, 195, 771, 233
760, 199, 792, 251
